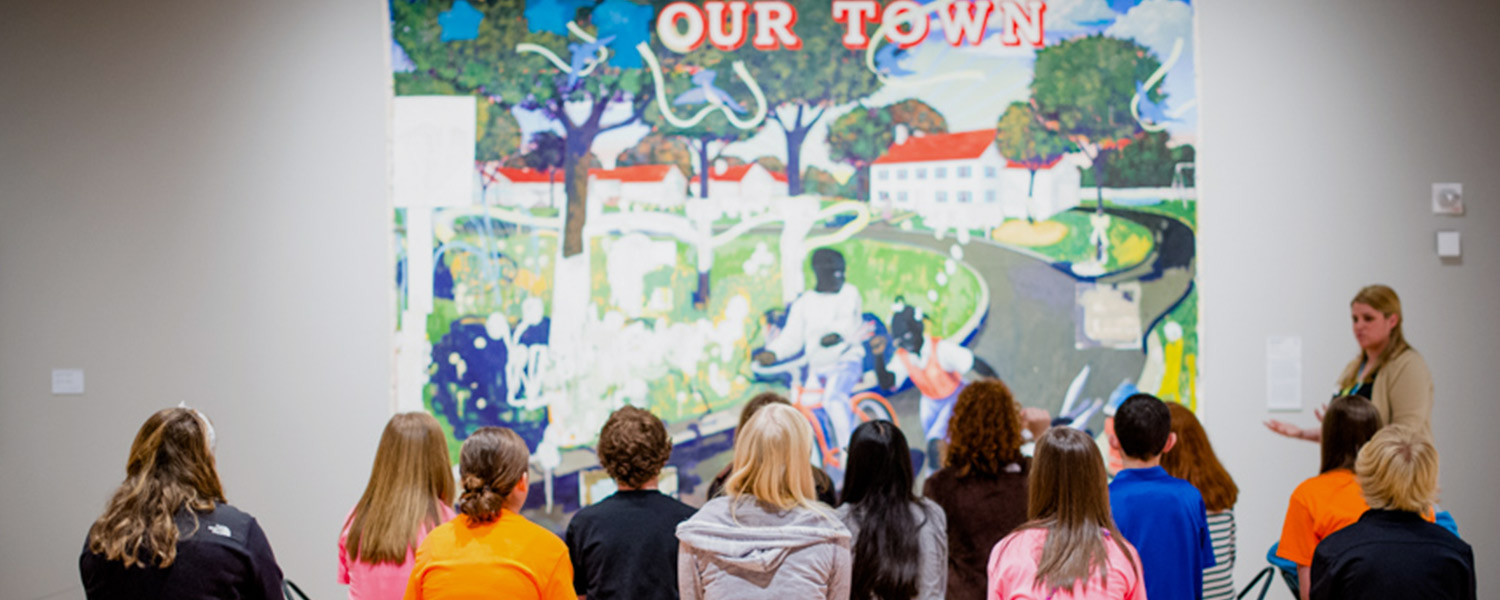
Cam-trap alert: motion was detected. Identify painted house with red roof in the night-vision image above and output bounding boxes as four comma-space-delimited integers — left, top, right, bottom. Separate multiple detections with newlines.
476, 162, 687, 210
589, 164, 688, 209
870, 128, 1081, 227
477, 162, 564, 209
689, 162, 789, 211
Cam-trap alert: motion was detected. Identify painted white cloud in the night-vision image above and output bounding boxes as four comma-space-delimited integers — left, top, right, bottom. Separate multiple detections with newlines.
1105, 0, 1194, 62
964, 33, 1038, 59
1047, 0, 1118, 31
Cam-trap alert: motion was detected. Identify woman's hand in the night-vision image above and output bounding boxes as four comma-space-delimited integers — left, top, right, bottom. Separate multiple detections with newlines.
1264, 419, 1319, 441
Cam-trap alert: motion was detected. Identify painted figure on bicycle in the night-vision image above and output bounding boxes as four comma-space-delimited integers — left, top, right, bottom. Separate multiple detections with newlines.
872, 300, 997, 469
754, 248, 867, 457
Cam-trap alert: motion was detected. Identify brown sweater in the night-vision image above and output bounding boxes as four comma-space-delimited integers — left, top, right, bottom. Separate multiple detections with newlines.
1335, 348, 1433, 439
922, 460, 1030, 600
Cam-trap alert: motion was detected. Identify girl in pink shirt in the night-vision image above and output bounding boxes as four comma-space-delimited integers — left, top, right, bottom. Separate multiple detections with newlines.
338, 413, 457, 600
988, 428, 1145, 600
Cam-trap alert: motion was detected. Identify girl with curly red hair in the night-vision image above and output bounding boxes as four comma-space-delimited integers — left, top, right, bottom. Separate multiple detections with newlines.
921, 379, 1029, 600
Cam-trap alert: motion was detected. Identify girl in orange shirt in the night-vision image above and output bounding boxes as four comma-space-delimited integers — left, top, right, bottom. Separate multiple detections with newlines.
404, 427, 574, 600
1276, 395, 1381, 600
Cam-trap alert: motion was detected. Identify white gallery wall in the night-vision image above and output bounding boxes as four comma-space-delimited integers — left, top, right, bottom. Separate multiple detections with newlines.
1, 1, 1496, 599
0, 1, 394, 598
1197, 0, 1500, 591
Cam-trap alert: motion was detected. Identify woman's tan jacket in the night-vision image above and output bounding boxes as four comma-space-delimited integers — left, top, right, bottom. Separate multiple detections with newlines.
1336, 348, 1433, 439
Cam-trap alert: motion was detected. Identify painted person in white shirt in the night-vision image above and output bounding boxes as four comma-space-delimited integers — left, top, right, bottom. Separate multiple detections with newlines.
871, 300, 996, 470
755, 248, 866, 456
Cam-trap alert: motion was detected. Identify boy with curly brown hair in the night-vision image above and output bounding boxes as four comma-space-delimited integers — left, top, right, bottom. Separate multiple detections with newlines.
565, 406, 697, 600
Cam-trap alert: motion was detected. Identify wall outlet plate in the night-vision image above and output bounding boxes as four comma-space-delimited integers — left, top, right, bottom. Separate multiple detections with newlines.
1432, 183, 1464, 215
1437, 231, 1462, 258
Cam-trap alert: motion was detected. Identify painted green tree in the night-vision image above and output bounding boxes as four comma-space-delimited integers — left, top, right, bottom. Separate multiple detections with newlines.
1031, 34, 1162, 211
1080, 131, 1193, 188
827, 99, 947, 199
995, 102, 1073, 221
731, 1, 882, 195
392, 0, 660, 257
616, 134, 694, 183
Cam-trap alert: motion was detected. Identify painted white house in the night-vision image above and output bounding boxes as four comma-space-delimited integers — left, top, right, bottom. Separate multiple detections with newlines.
997, 154, 1085, 220
690, 162, 789, 200
589, 165, 688, 209
475, 162, 688, 211
476, 162, 563, 209
869, 129, 1082, 227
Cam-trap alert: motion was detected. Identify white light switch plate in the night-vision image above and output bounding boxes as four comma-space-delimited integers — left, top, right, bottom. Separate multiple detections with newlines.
52, 369, 85, 395
1437, 231, 1462, 258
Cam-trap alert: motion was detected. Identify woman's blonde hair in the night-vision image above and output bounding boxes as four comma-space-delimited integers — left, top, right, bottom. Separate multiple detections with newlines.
1341, 284, 1413, 388
347, 412, 456, 564
1356, 424, 1438, 513
723, 403, 821, 511
87, 408, 226, 568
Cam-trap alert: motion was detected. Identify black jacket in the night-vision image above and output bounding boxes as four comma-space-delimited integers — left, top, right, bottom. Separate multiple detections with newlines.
1311, 509, 1474, 600
80, 503, 283, 600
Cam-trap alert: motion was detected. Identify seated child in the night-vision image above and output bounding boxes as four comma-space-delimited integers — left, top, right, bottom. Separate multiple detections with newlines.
566, 407, 697, 600
405, 427, 574, 600
1107, 394, 1214, 600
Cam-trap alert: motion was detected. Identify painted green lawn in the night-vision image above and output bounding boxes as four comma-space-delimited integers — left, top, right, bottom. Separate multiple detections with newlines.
1029, 210, 1154, 271
426, 228, 982, 429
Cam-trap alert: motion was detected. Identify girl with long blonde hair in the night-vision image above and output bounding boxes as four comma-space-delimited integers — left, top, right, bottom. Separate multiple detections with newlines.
988, 427, 1143, 599
676, 402, 852, 600
80, 407, 283, 599
338, 412, 455, 599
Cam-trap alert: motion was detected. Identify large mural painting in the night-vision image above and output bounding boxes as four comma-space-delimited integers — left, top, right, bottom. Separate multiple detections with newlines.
388, 0, 1200, 525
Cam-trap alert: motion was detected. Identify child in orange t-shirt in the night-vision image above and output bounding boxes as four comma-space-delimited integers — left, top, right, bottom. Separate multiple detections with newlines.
404, 427, 575, 600
1278, 396, 1384, 600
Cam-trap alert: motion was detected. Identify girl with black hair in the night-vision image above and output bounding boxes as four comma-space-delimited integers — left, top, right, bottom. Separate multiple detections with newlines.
837, 420, 947, 600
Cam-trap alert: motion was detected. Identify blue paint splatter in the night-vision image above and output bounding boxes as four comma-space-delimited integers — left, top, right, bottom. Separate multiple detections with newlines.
525, 0, 592, 37
392, 42, 416, 72
439, 0, 483, 42
591, 0, 653, 69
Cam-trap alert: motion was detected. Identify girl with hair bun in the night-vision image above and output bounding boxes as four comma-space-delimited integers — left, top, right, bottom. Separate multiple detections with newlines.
405, 427, 575, 600
80, 407, 284, 599
338, 412, 455, 599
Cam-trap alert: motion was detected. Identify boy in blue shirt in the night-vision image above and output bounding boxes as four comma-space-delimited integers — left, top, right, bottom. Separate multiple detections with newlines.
1108, 394, 1216, 600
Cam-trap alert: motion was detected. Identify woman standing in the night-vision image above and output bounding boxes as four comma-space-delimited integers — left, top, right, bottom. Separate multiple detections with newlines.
677, 403, 852, 600
987, 427, 1144, 599
922, 379, 1029, 600
339, 412, 455, 599
1267, 285, 1434, 440
837, 420, 947, 600
1161, 403, 1239, 600
80, 408, 283, 599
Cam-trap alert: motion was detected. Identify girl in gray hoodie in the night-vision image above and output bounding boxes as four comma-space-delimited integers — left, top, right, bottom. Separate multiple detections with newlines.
677, 403, 852, 600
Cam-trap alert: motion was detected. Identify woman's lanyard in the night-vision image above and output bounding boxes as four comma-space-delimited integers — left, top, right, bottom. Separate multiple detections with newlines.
1341, 359, 1380, 398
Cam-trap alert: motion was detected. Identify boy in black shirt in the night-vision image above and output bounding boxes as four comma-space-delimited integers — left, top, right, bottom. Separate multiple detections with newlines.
566, 406, 697, 600
1312, 424, 1474, 600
